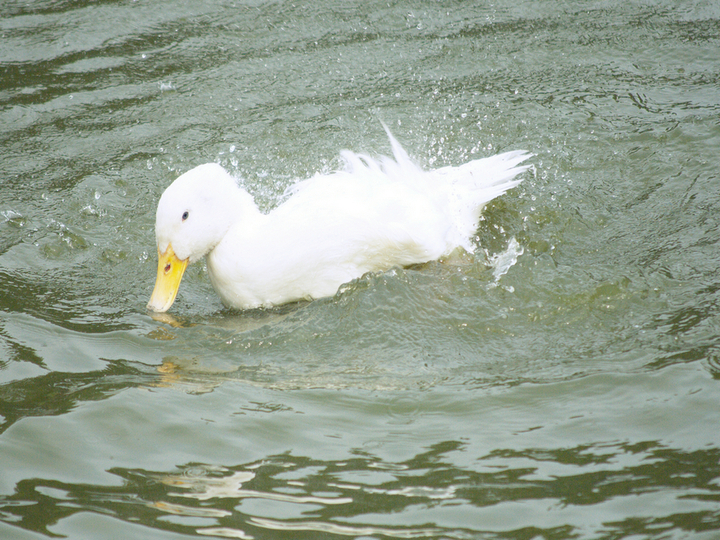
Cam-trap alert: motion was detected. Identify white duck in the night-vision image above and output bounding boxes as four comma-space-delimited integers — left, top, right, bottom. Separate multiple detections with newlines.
147, 129, 531, 312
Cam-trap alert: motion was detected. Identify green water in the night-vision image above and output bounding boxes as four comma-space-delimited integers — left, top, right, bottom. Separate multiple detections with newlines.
1, 1, 719, 538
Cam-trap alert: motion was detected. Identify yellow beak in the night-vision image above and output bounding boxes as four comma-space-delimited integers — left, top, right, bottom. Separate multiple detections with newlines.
147, 244, 189, 313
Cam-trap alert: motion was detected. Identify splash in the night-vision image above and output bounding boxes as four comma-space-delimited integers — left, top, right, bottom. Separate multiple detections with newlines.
487, 237, 523, 290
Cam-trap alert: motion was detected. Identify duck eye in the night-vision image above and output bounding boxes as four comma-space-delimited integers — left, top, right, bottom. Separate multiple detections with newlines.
182, 211, 189, 221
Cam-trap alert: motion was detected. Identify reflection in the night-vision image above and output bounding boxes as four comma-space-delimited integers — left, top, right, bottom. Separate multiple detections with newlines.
154, 358, 230, 394
0, 359, 158, 435
151, 501, 231, 518
0, 442, 718, 539
161, 469, 352, 505
148, 311, 196, 330
246, 516, 443, 538
161, 470, 255, 500
197, 527, 253, 539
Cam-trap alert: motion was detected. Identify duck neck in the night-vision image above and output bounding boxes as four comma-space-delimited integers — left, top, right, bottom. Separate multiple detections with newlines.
193, 185, 262, 263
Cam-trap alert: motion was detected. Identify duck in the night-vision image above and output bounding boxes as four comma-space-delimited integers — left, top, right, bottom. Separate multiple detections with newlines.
147, 128, 531, 312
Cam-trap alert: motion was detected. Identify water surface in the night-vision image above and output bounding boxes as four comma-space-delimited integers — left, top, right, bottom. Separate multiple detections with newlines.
1, 1, 719, 538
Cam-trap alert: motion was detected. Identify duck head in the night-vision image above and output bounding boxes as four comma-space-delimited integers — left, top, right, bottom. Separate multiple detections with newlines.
147, 163, 247, 313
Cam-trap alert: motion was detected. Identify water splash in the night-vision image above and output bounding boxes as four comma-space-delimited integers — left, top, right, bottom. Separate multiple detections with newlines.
487, 237, 524, 290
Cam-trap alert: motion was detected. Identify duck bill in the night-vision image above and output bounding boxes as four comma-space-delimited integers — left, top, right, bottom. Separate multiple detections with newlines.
147, 244, 189, 313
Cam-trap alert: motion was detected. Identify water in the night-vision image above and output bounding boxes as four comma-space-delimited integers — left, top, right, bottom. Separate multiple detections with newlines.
1, 0, 719, 538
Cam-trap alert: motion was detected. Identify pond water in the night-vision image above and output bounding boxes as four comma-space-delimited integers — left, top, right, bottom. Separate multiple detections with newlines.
1, 1, 719, 539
